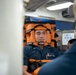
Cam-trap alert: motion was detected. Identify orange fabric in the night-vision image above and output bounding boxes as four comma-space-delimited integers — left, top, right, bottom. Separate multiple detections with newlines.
35, 26, 46, 30
23, 23, 56, 47
29, 58, 52, 63
26, 31, 36, 43
30, 58, 52, 75
31, 67, 41, 75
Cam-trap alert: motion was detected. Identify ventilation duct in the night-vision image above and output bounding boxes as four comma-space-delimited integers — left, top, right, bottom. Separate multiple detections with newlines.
61, 5, 74, 18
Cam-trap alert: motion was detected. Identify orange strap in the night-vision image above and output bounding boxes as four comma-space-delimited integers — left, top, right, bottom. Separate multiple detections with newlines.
31, 67, 41, 75
29, 58, 52, 63
29, 59, 52, 75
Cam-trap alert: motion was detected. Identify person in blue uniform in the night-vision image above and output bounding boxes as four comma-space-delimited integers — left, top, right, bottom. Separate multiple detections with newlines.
38, 41, 76, 75
67, 39, 76, 49
23, 27, 61, 75
37, 1, 76, 75
54, 33, 60, 48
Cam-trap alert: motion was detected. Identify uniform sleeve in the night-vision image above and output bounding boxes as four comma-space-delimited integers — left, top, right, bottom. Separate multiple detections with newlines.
54, 48, 61, 57
23, 46, 29, 66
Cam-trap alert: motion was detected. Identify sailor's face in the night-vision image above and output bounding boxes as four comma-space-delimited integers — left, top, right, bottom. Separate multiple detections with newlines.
55, 37, 61, 42
35, 30, 46, 44
67, 42, 72, 49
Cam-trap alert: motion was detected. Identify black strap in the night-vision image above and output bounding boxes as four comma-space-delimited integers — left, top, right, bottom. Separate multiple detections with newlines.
26, 24, 51, 33
28, 62, 45, 72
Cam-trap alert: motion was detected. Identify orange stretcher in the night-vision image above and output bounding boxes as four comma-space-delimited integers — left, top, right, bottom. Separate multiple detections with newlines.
23, 22, 56, 47
29, 58, 52, 75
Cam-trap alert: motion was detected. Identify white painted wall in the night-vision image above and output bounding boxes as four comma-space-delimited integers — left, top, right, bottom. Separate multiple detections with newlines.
25, 6, 75, 22
0, 0, 23, 75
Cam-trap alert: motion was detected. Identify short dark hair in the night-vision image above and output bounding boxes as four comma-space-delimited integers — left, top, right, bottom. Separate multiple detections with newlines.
68, 39, 76, 44
54, 33, 59, 38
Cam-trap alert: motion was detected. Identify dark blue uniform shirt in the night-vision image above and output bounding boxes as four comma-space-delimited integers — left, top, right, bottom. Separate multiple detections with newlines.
38, 42, 76, 75
23, 45, 61, 66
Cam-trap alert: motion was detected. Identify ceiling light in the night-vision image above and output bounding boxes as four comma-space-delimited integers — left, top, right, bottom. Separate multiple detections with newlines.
23, 0, 29, 3
47, 2, 73, 11
25, 13, 39, 17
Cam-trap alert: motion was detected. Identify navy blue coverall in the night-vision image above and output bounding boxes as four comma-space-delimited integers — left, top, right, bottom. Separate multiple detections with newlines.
38, 42, 76, 75
23, 45, 61, 72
